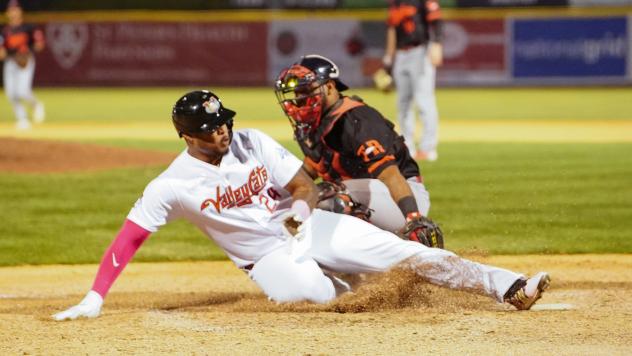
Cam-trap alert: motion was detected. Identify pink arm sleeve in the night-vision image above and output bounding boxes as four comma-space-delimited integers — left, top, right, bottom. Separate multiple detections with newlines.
91, 219, 151, 298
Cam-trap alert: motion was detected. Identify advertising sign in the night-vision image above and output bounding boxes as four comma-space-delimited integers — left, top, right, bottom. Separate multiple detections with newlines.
268, 20, 365, 87
439, 19, 507, 84
456, 0, 567, 7
512, 17, 627, 78
36, 21, 268, 86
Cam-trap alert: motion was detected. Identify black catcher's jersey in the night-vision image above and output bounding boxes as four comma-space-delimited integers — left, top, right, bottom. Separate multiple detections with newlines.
298, 96, 420, 182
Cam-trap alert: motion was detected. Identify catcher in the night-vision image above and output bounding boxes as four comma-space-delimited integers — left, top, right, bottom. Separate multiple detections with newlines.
274, 54, 443, 248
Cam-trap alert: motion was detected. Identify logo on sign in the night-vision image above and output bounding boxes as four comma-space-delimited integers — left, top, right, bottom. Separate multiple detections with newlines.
46, 23, 89, 69
442, 22, 468, 59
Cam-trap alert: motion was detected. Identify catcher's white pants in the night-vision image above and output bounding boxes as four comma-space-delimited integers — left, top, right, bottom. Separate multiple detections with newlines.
342, 177, 430, 232
393, 45, 439, 155
250, 209, 521, 304
3, 57, 40, 124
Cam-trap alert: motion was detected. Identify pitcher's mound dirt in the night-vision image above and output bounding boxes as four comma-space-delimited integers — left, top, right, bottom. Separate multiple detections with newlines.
0, 137, 176, 173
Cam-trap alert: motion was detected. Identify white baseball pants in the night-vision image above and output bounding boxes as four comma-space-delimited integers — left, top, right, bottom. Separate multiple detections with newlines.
393, 45, 439, 155
3, 56, 39, 124
250, 209, 521, 304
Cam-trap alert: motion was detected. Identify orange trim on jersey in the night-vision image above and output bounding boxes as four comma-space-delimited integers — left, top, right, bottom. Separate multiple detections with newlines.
331, 152, 352, 180
327, 97, 364, 126
6, 33, 28, 49
305, 156, 333, 181
367, 155, 395, 174
387, 4, 418, 26
427, 11, 441, 22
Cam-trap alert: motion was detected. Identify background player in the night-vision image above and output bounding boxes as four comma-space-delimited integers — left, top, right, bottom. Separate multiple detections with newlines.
274, 54, 440, 247
51, 89, 550, 320
0, 0, 45, 130
383, 0, 443, 161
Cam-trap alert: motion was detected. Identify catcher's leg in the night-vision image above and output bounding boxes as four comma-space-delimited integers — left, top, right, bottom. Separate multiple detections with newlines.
249, 246, 336, 304
342, 178, 430, 232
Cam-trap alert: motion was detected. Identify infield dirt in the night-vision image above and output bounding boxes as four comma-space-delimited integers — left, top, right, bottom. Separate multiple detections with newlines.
1, 139, 630, 354
1, 255, 630, 355
0, 137, 175, 173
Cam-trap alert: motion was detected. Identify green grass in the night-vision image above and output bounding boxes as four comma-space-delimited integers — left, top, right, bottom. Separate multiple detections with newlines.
425, 143, 632, 254
2, 87, 632, 125
1, 86, 631, 265
1, 141, 631, 266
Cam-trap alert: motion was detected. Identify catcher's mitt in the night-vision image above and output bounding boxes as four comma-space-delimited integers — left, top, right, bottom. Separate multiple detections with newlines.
372, 68, 393, 93
316, 181, 347, 201
399, 215, 444, 248
316, 181, 372, 221
14, 52, 30, 68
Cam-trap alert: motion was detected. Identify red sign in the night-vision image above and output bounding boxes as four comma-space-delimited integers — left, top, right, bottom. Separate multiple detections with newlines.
440, 19, 506, 76
35, 22, 267, 86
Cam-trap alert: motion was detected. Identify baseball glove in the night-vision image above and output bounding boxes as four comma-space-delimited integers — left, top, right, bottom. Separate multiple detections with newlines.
316, 181, 372, 221
373, 68, 394, 93
14, 52, 30, 68
316, 181, 347, 201
399, 215, 444, 248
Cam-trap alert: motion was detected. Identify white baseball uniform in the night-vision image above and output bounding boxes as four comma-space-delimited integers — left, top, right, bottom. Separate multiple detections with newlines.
388, 0, 442, 157
394, 45, 439, 155
1, 23, 45, 129
127, 128, 522, 303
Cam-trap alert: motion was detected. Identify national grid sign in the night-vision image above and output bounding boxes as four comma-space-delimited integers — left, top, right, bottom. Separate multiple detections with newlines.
511, 17, 628, 82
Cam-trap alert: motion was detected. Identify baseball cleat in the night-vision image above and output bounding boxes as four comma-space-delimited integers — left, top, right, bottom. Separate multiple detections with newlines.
33, 102, 46, 123
16, 120, 31, 130
504, 272, 551, 310
415, 150, 438, 162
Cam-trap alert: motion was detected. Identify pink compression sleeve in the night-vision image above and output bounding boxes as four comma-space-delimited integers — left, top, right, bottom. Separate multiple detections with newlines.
91, 219, 151, 298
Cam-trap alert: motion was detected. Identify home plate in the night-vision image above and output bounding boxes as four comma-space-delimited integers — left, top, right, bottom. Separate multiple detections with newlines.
531, 303, 574, 311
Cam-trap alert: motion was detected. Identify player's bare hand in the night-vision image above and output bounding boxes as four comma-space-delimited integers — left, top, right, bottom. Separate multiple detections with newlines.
428, 42, 443, 67
52, 291, 103, 321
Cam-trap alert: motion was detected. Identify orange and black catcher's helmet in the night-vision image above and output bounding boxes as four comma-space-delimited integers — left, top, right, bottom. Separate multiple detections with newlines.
274, 55, 348, 140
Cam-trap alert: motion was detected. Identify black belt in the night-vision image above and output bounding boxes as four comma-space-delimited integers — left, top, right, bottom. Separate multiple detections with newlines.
398, 42, 423, 51
242, 263, 254, 271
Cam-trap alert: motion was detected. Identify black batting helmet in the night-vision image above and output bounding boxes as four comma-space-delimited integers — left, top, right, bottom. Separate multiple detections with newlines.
172, 90, 236, 138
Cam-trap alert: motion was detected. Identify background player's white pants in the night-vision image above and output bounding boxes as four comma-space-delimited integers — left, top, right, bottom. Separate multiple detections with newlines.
3, 57, 39, 124
342, 177, 430, 232
250, 210, 521, 304
393, 45, 439, 155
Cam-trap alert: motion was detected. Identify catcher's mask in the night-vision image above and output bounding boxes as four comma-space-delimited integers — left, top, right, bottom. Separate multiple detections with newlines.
172, 90, 236, 139
275, 54, 348, 139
